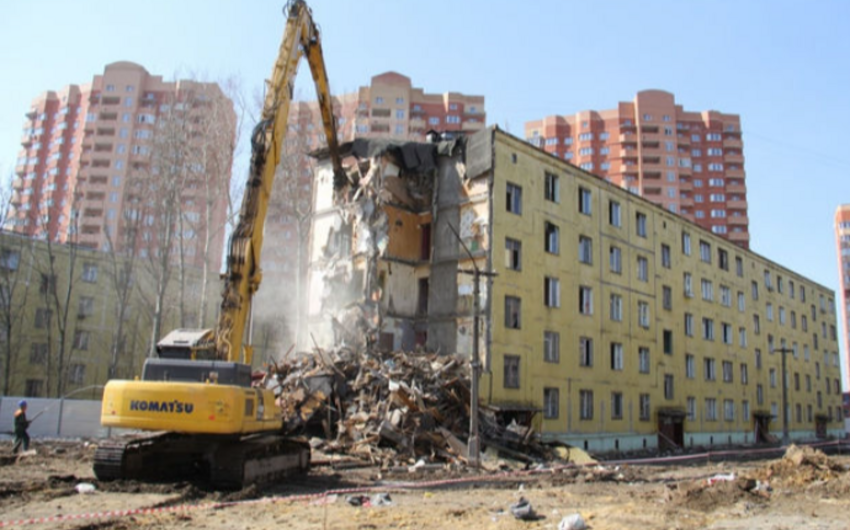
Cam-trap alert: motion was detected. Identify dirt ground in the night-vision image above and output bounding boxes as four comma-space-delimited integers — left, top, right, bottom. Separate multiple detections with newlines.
2, 440, 850, 529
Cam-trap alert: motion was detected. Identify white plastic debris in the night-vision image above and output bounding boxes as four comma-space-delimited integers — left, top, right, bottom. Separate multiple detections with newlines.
75, 483, 96, 494
509, 497, 536, 521
558, 513, 588, 530
706, 473, 736, 485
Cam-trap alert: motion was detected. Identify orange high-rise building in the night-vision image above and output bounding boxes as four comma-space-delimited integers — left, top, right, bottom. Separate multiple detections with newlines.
5, 62, 234, 268
526, 90, 749, 248
835, 204, 850, 385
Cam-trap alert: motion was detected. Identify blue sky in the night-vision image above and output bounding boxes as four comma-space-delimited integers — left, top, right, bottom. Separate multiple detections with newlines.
1, 1, 848, 376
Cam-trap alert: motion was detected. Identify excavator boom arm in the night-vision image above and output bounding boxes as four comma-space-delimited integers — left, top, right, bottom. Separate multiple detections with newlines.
215, 0, 343, 363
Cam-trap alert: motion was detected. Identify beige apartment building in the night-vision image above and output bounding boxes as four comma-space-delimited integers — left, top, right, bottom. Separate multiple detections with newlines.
525, 90, 750, 249
6, 62, 235, 270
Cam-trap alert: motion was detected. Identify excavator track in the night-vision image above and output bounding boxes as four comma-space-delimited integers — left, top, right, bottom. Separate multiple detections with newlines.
94, 433, 310, 489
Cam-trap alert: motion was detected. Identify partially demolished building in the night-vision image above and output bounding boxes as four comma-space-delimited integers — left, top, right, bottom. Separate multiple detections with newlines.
307, 127, 844, 452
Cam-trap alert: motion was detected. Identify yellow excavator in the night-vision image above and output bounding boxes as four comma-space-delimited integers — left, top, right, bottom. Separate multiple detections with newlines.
94, 0, 345, 488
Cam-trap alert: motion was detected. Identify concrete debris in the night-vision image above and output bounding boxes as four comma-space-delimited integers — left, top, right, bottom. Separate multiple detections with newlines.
558, 513, 588, 530
266, 347, 554, 468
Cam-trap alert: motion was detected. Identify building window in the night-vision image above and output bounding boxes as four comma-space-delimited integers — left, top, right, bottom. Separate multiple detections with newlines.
29, 343, 48, 365
769, 368, 777, 388
686, 354, 695, 378
505, 238, 521, 271
544, 277, 560, 308
637, 256, 648, 282
68, 363, 86, 385
662, 286, 672, 310
722, 360, 734, 383
705, 398, 718, 421
609, 245, 622, 273
504, 355, 520, 388
579, 337, 593, 367
544, 388, 559, 419
720, 286, 731, 307
739, 327, 747, 347
639, 394, 650, 421
703, 318, 715, 341
699, 240, 711, 263
579, 236, 593, 264
661, 244, 671, 268
611, 392, 624, 419
609, 200, 621, 227
73, 330, 90, 350
701, 279, 714, 301
724, 400, 735, 421
78, 296, 95, 318
579, 187, 592, 215
544, 331, 560, 363
682, 231, 691, 255
636, 212, 647, 237
505, 296, 521, 329
544, 172, 560, 203
545, 222, 560, 254
704, 357, 716, 381
662, 329, 672, 354
735, 256, 744, 277
639, 347, 650, 374
35, 308, 52, 329
81, 263, 98, 283
684, 272, 693, 297
579, 286, 593, 315
738, 292, 746, 312
684, 313, 694, 337
610, 294, 623, 322
506, 183, 522, 214
664, 374, 674, 400
721, 322, 733, 344
580, 390, 594, 420
687, 397, 697, 421
610, 342, 624, 371
638, 302, 651, 329
0, 248, 21, 270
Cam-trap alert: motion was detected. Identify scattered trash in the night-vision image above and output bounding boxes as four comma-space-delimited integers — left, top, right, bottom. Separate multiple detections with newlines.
509, 497, 537, 521
346, 495, 371, 507
558, 513, 588, 530
372, 492, 393, 506
75, 483, 96, 494
706, 473, 736, 485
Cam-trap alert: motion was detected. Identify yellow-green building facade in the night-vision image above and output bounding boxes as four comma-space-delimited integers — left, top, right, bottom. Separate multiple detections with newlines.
482, 129, 842, 450
308, 127, 843, 452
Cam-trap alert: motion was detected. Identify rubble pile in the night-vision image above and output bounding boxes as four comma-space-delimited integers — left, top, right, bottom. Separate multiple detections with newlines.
754, 444, 847, 488
267, 348, 551, 468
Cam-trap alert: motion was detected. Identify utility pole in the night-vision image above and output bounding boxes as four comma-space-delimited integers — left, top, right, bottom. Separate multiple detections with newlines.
447, 223, 496, 468
773, 347, 793, 445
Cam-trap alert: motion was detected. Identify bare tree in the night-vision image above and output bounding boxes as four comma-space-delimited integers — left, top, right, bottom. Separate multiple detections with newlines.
32, 188, 82, 397
0, 180, 32, 395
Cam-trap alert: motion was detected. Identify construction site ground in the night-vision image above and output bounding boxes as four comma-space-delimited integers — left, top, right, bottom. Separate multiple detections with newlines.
2, 440, 850, 529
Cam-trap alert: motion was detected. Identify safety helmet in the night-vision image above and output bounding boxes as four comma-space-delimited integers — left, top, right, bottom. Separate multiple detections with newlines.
18, 400, 26, 408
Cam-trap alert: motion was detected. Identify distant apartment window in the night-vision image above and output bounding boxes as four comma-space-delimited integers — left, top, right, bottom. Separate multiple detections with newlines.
544, 277, 560, 308
506, 183, 522, 214
579, 336, 593, 367
663, 329, 673, 354
446, 115, 460, 124
636, 212, 647, 237
610, 342, 624, 371
699, 240, 711, 263
579, 187, 592, 215
682, 231, 691, 255
638, 302, 651, 329
609, 245, 622, 274
505, 238, 521, 271
81, 263, 98, 283
664, 374, 675, 400
0, 248, 20, 271
124, 97, 133, 107
545, 222, 560, 254
105, 84, 115, 92
579, 286, 593, 315
704, 358, 716, 381
504, 355, 520, 388
544, 331, 560, 363
544, 388, 559, 419
396, 109, 405, 119
609, 200, 621, 226
662, 286, 672, 310
701, 279, 714, 301
639, 394, 651, 421
580, 390, 594, 420
544, 172, 560, 203
428, 117, 439, 125
637, 256, 648, 282
639, 347, 650, 374
610, 294, 623, 322
718, 248, 729, 270
611, 392, 623, 419
505, 296, 521, 329
686, 354, 695, 378
703, 318, 715, 341
579, 236, 593, 264
73, 330, 90, 350
684, 313, 694, 337
375, 97, 384, 104
661, 244, 671, 268
735, 256, 744, 277
684, 272, 693, 297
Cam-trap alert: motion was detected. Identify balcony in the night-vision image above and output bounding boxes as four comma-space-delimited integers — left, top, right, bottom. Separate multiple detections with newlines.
643, 156, 661, 165
641, 140, 660, 149
644, 187, 662, 195
727, 200, 748, 210
101, 96, 121, 106
726, 168, 745, 178
644, 171, 662, 179
640, 125, 659, 134
727, 183, 746, 194
725, 153, 744, 164
728, 215, 749, 226
723, 138, 742, 149
96, 127, 115, 137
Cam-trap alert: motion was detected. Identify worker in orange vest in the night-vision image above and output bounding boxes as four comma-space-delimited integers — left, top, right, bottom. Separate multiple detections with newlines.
12, 400, 30, 453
